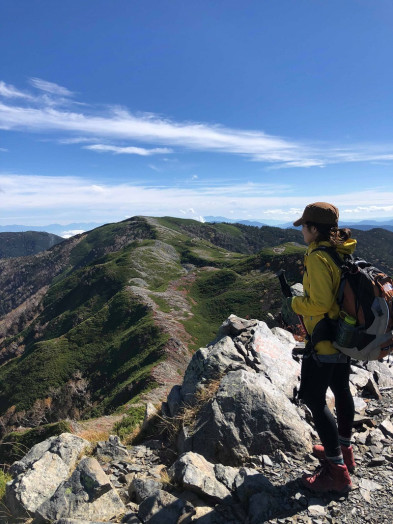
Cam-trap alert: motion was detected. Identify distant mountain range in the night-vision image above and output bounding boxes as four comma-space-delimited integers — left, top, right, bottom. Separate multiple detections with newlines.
0, 223, 102, 237
205, 216, 393, 232
1, 216, 393, 237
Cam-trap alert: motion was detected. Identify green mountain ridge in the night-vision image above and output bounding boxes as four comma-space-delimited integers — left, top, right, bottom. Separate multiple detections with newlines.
0, 231, 64, 259
0, 216, 391, 436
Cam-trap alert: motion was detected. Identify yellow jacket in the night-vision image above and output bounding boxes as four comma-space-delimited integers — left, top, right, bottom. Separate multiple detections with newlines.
291, 238, 357, 355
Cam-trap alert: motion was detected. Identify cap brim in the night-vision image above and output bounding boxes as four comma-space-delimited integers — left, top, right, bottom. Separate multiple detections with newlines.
293, 218, 303, 227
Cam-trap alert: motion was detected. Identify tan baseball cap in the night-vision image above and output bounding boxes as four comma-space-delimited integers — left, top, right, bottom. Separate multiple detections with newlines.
293, 202, 339, 227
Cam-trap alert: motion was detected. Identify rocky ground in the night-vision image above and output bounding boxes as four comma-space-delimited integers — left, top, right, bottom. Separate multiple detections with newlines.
93, 386, 393, 523
4, 317, 393, 523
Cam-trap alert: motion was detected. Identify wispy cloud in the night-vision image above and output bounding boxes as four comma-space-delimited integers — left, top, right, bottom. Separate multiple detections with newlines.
29, 78, 74, 97
2, 79, 393, 168
83, 144, 173, 155
343, 205, 393, 214
1, 174, 393, 224
0, 81, 33, 100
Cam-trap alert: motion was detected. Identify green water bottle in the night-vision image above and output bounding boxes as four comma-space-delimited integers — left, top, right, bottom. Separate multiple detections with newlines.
336, 312, 357, 347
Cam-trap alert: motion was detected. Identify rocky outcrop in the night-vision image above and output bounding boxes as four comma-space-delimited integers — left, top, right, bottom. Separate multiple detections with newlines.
166, 315, 313, 465
6, 434, 125, 522
5, 433, 91, 518
35, 457, 125, 522
184, 369, 312, 465
4, 316, 393, 523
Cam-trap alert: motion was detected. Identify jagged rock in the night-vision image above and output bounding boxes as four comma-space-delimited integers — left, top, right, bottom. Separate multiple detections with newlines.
379, 418, 393, 439
35, 457, 125, 522
169, 452, 231, 502
128, 477, 162, 503
234, 467, 275, 503
291, 283, 304, 296
350, 364, 381, 399
138, 490, 189, 524
353, 396, 368, 415
249, 321, 300, 398
166, 384, 182, 417
214, 463, 239, 491
180, 336, 248, 404
141, 402, 158, 432
366, 428, 385, 449
215, 314, 256, 338
96, 435, 129, 460
271, 326, 297, 345
350, 365, 372, 389
185, 370, 312, 465
366, 360, 393, 388
234, 468, 282, 524
5, 433, 90, 518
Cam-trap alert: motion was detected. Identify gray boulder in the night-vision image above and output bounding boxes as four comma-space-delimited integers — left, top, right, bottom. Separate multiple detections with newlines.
95, 434, 129, 460
234, 467, 276, 505
366, 360, 393, 388
249, 321, 300, 398
128, 477, 162, 503
186, 370, 312, 465
166, 384, 182, 417
6, 433, 90, 518
35, 457, 125, 522
180, 336, 248, 404
169, 452, 231, 502
138, 490, 189, 524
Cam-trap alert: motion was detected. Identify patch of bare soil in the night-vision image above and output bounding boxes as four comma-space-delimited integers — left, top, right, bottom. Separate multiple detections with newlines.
128, 269, 202, 405
73, 414, 125, 439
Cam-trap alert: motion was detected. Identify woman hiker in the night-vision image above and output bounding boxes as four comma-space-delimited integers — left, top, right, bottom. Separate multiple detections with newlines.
285, 202, 356, 493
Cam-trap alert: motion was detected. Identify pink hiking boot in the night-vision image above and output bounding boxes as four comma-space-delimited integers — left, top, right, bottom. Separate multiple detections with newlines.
302, 460, 352, 494
312, 444, 356, 473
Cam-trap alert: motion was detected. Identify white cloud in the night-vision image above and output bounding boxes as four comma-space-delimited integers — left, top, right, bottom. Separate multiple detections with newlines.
0, 147, 8, 152
192, 175, 198, 179
61, 229, 85, 239
29, 78, 74, 97
91, 185, 105, 193
0, 81, 33, 100
343, 205, 393, 214
57, 137, 97, 144
0, 174, 391, 225
2, 80, 393, 168
84, 144, 173, 155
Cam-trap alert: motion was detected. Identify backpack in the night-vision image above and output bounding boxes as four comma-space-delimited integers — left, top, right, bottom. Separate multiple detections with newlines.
312, 246, 393, 361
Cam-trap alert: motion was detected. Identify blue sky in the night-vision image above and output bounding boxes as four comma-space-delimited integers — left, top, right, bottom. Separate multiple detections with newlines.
1, 0, 393, 228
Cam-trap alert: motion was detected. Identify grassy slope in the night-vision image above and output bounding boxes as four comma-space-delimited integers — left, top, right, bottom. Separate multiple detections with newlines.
0, 220, 171, 418
1, 216, 391, 426
154, 218, 306, 348
0, 231, 64, 259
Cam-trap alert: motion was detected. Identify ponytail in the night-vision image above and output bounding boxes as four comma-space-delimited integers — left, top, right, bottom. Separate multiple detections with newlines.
305, 222, 351, 246
328, 226, 351, 246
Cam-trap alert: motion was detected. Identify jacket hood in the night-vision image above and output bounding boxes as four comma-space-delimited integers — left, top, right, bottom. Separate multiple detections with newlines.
307, 238, 357, 256
336, 238, 357, 255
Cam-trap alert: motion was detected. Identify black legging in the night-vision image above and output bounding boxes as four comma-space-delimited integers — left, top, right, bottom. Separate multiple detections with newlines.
299, 355, 355, 457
